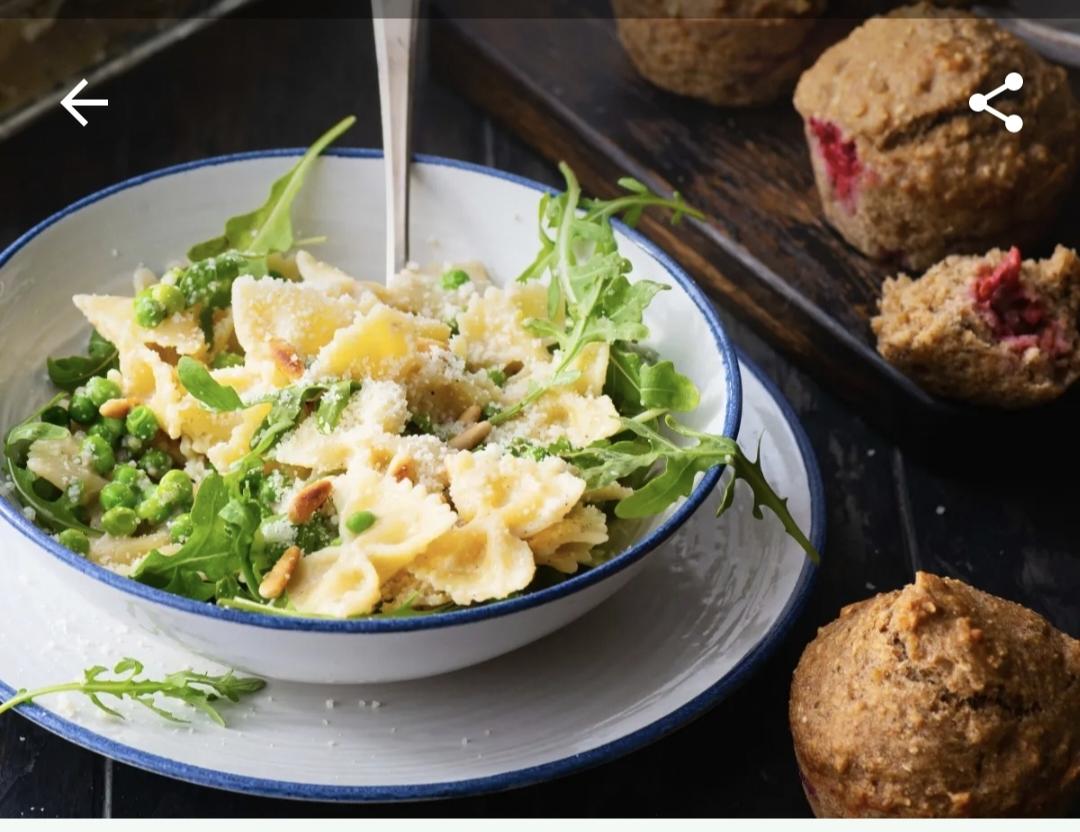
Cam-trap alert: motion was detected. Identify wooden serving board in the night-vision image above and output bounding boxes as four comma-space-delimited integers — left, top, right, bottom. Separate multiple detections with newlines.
429, 5, 1080, 452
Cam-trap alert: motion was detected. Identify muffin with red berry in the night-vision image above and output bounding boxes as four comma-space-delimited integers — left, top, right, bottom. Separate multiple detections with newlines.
614, 0, 828, 107
872, 245, 1080, 407
793, 3, 1079, 270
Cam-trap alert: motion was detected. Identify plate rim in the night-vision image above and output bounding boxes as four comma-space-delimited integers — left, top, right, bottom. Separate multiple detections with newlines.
0, 147, 742, 634
0, 352, 823, 802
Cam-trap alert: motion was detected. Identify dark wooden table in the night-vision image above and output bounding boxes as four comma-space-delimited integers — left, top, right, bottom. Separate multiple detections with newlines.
1, 5, 1076, 819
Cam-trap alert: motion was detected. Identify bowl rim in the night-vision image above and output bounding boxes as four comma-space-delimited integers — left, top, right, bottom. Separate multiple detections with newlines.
0, 147, 742, 633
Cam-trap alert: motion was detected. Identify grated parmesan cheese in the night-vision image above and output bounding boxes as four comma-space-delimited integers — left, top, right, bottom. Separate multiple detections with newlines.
260, 516, 297, 545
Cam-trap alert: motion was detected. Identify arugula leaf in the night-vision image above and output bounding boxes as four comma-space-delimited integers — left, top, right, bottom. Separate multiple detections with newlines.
6, 446, 98, 535
133, 466, 264, 604
187, 115, 356, 261
559, 417, 818, 563
176, 365, 352, 456
6, 421, 69, 449
132, 474, 235, 599
492, 165, 814, 558
599, 275, 667, 325
638, 359, 700, 412
515, 172, 702, 290
491, 163, 696, 426
2, 399, 98, 536
177, 357, 245, 411
0, 657, 264, 727
605, 345, 647, 414
249, 383, 327, 455
218, 497, 262, 599
315, 380, 358, 433
46, 330, 119, 391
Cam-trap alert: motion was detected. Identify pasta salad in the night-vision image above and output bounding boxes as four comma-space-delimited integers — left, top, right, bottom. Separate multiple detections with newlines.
2, 117, 816, 619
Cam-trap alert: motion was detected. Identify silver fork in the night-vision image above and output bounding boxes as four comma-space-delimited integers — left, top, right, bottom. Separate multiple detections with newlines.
372, 0, 420, 280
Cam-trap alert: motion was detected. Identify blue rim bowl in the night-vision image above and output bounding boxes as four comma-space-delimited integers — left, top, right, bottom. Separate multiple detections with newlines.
0, 148, 742, 634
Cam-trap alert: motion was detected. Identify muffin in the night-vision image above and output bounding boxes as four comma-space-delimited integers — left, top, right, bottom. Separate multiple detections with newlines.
614, 0, 828, 107
793, 3, 1080, 270
871, 245, 1080, 407
790, 572, 1080, 817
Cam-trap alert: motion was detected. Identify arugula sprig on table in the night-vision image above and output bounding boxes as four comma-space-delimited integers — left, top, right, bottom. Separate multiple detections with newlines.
0, 658, 264, 726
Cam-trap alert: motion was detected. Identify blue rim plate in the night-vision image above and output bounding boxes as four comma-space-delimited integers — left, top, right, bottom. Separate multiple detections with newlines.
0, 352, 822, 801
0, 148, 742, 634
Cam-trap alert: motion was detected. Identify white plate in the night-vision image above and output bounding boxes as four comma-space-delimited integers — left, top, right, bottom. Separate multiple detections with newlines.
0, 356, 823, 801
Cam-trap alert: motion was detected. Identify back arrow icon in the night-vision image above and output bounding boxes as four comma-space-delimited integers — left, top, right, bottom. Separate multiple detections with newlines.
60, 79, 109, 126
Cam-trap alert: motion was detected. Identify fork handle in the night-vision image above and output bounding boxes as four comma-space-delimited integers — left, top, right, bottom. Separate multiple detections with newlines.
372, 0, 419, 278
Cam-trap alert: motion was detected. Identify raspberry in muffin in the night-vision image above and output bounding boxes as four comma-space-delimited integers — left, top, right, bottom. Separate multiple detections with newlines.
793, 3, 1080, 270
614, 0, 828, 107
871, 245, 1080, 407
790, 572, 1080, 818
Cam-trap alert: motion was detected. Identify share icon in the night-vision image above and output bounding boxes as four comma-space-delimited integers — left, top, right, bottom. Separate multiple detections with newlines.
969, 72, 1024, 133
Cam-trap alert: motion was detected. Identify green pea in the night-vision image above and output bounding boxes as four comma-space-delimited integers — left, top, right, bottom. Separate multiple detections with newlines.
169, 512, 193, 543
83, 434, 115, 476
136, 495, 170, 525
69, 394, 99, 425
57, 528, 90, 556
126, 405, 159, 441
440, 269, 471, 290
157, 469, 193, 509
41, 405, 69, 427
345, 510, 376, 535
101, 506, 139, 537
133, 290, 166, 328
111, 463, 140, 485
150, 283, 185, 315
85, 376, 121, 407
88, 417, 124, 447
137, 448, 172, 481
99, 481, 137, 511
486, 367, 507, 387
210, 351, 245, 369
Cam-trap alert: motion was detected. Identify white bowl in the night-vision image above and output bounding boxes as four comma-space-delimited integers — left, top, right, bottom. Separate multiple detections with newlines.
0, 151, 741, 684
